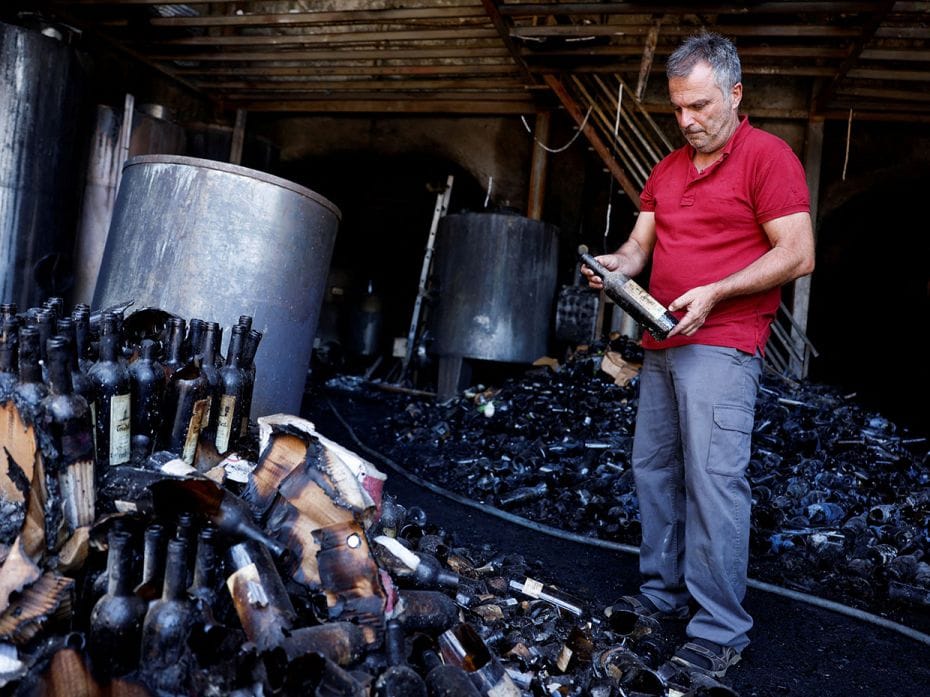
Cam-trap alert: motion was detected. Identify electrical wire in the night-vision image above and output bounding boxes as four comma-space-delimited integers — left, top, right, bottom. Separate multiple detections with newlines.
520, 107, 593, 154
325, 397, 930, 649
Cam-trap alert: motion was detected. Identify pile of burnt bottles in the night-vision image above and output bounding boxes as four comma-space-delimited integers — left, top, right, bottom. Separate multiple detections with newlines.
366, 336, 929, 619
0, 333, 733, 697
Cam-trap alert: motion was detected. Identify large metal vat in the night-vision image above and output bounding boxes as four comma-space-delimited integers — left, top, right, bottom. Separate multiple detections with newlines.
72, 103, 188, 305
94, 155, 341, 418
0, 21, 87, 308
433, 212, 559, 363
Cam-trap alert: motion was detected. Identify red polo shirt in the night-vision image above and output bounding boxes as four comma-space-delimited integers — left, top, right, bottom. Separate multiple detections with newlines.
639, 116, 810, 355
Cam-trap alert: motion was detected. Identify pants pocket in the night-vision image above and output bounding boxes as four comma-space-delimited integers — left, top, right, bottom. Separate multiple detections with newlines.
706, 404, 754, 476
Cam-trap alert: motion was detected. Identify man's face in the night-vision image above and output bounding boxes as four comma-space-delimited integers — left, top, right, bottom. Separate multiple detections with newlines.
668, 61, 742, 155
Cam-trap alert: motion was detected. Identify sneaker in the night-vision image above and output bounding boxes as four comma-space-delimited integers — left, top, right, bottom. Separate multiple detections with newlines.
604, 593, 690, 621
670, 638, 742, 679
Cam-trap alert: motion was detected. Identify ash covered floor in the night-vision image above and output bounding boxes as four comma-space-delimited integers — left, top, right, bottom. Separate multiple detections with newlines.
302, 355, 930, 697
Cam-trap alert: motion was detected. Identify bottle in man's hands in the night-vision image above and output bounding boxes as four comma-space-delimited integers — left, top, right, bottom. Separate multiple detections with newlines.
578, 244, 678, 340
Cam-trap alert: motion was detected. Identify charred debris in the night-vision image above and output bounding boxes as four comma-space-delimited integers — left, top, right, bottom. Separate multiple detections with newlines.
333, 335, 929, 627
0, 304, 736, 697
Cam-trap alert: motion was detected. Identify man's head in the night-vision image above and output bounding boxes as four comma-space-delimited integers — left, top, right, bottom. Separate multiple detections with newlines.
666, 32, 743, 156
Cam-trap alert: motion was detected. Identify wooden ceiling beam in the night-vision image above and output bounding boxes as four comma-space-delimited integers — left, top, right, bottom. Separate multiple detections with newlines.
152, 28, 500, 47
499, 3, 885, 17
173, 64, 521, 77
511, 25, 863, 39
193, 79, 527, 92
148, 47, 512, 61
145, 6, 489, 28
223, 99, 537, 114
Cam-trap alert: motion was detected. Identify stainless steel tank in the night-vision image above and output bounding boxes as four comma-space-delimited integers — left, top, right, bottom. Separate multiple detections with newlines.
0, 21, 87, 308
433, 212, 559, 363
93, 155, 341, 418
72, 103, 187, 305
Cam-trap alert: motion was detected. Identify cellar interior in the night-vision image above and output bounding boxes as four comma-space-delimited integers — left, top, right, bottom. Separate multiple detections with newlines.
0, 3, 929, 697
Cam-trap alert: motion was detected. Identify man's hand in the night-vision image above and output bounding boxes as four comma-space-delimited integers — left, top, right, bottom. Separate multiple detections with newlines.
667, 284, 720, 337
580, 254, 621, 290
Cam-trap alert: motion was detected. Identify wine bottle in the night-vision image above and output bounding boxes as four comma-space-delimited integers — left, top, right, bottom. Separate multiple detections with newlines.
437, 622, 521, 697
198, 322, 221, 444
129, 339, 165, 459
35, 309, 56, 366
215, 325, 247, 455
44, 296, 65, 320
374, 536, 461, 590
140, 537, 195, 672
373, 618, 428, 697
55, 317, 94, 403
135, 523, 167, 602
41, 336, 96, 531
189, 525, 219, 608
88, 313, 132, 468
0, 317, 18, 399
578, 244, 678, 340
225, 540, 297, 651
237, 315, 253, 332
159, 353, 209, 465
238, 328, 262, 439
421, 647, 482, 697
508, 577, 585, 617
89, 530, 147, 676
161, 317, 187, 384
185, 318, 205, 363
71, 305, 93, 373
14, 326, 48, 410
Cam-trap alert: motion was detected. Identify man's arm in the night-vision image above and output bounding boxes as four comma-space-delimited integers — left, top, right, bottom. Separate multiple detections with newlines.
667, 211, 815, 337
581, 211, 657, 289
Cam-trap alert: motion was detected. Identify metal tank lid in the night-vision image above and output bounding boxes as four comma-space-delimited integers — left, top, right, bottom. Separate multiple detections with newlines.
123, 154, 342, 221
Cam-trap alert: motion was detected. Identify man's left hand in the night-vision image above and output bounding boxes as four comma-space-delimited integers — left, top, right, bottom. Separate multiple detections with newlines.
667, 285, 719, 337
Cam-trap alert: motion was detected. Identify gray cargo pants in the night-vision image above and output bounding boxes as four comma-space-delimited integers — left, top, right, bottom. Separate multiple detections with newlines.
631, 344, 762, 651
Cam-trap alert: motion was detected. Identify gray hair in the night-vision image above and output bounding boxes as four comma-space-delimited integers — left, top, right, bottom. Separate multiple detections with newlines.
666, 32, 742, 93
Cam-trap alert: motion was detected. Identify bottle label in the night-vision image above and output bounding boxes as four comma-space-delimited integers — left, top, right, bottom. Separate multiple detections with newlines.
108, 393, 131, 465
522, 577, 544, 598
621, 279, 667, 319
215, 394, 236, 453
182, 397, 209, 464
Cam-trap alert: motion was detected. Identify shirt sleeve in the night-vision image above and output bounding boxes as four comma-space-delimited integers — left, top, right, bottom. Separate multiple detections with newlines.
752, 143, 811, 224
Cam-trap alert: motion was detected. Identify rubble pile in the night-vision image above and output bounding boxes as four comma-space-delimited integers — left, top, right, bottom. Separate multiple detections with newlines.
369, 338, 930, 620
0, 405, 721, 696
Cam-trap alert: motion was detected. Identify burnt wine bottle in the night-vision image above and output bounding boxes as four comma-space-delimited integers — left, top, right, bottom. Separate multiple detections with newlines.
198, 322, 221, 444
0, 318, 18, 399
159, 354, 209, 465
238, 328, 261, 439
437, 622, 521, 697
578, 244, 678, 340
161, 317, 187, 384
140, 538, 195, 673
373, 618, 428, 697
186, 318, 205, 364
88, 313, 132, 468
42, 336, 96, 531
421, 647, 482, 697
56, 317, 94, 404
14, 327, 48, 410
89, 530, 147, 676
129, 339, 165, 459
215, 325, 247, 455
71, 305, 93, 373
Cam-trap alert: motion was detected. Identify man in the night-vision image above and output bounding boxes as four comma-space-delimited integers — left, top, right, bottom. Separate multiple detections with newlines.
583, 32, 815, 678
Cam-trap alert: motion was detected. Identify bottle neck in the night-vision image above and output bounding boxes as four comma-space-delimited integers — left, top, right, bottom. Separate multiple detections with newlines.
226, 329, 245, 369
45, 345, 74, 395
162, 538, 189, 602
192, 528, 218, 591
17, 339, 42, 384
107, 532, 136, 597
142, 525, 166, 584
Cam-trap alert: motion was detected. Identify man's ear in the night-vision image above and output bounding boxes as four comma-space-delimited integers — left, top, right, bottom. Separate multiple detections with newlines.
731, 82, 743, 111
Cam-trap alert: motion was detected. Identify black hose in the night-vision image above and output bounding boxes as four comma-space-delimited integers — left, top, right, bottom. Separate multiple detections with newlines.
325, 397, 930, 649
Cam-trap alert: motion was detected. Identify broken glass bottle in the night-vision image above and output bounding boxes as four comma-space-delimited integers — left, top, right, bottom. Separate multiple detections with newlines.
438, 622, 521, 697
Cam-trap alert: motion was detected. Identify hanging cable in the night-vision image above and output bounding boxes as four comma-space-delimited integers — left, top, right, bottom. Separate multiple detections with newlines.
603, 80, 624, 250
520, 107, 593, 154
